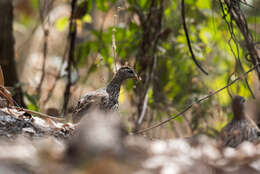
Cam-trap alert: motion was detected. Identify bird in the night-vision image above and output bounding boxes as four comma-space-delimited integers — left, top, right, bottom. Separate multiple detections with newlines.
220, 95, 260, 147
72, 66, 138, 123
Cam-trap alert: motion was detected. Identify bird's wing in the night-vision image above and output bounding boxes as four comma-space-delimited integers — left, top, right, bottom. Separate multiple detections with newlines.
72, 89, 109, 123
74, 89, 110, 115
220, 124, 243, 147
74, 90, 107, 111
220, 120, 260, 147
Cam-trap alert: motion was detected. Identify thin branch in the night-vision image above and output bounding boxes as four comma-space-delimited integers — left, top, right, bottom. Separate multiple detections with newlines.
36, 28, 49, 96
138, 86, 149, 124
137, 56, 157, 126
218, 0, 255, 98
134, 63, 260, 134
0, 65, 4, 86
227, 71, 235, 98
112, 6, 118, 71
236, 58, 255, 98
13, 106, 65, 121
138, 52, 158, 126
222, 0, 260, 79
42, 43, 68, 105
238, 0, 254, 8
36, 0, 53, 96
181, 0, 208, 75
61, 0, 78, 116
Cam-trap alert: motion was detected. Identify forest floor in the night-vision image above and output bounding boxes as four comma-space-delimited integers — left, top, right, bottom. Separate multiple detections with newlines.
0, 106, 260, 174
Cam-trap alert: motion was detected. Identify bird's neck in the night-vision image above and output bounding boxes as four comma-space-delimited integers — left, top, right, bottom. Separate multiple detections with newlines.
233, 108, 245, 120
106, 75, 123, 99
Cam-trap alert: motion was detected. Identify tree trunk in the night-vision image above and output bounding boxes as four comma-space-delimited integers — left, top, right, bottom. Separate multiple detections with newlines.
0, 0, 25, 107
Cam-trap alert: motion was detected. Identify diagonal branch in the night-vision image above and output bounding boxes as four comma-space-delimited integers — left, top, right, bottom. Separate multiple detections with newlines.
181, 0, 208, 75
218, 0, 255, 98
134, 63, 260, 134
222, 0, 260, 79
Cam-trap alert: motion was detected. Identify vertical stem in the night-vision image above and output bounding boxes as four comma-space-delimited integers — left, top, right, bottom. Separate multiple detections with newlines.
36, 28, 49, 96
0, 0, 25, 107
61, 0, 78, 117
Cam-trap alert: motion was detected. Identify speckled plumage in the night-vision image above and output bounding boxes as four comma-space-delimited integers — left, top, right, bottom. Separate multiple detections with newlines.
72, 67, 137, 123
220, 96, 260, 147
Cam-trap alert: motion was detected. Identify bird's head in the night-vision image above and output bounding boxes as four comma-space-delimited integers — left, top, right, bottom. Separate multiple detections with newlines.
116, 66, 138, 81
232, 95, 246, 120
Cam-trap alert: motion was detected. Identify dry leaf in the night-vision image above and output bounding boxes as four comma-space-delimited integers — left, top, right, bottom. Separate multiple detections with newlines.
0, 65, 4, 86
0, 86, 14, 106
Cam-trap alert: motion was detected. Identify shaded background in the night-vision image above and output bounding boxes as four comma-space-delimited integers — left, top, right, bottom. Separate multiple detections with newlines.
2, 0, 260, 138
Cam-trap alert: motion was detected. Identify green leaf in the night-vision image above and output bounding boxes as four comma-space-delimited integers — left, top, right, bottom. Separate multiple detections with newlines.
30, 0, 39, 9
56, 17, 69, 31
148, 88, 154, 104
82, 14, 92, 23
174, 115, 183, 123
196, 0, 211, 9
126, 79, 134, 91
27, 103, 39, 112
185, 0, 196, 5
164, 7, 171, 19
104, 56, 114, 66
88, 64, 98, 74
139, 0, 148, 9
96, 0, 109, 11
24, 92, 39, 112
77, 43, 90, 66
88, 0, 93, 11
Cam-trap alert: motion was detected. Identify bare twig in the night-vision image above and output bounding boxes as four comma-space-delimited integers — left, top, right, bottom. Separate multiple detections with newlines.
61, 0, 78, 116
36, 0, 53, 96
227, 71, 235, 98
236, 58, 255, 98
138, 54, 158, 125
220, 0, 255, 98
0, 65, 4, 86
138, 86, 149, 124
237, 0, 254, 8
221, 0, 260, 79
134, 63, 260, 134
0, 86, 14, 106
181, 0, 208, 75
42, 44, 68, 106
13, 106, 65, 121
36, 29, 48, 95
112, 6, 119, 71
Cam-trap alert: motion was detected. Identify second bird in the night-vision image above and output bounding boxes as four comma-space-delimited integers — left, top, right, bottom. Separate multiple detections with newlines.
220, 96, 260, 147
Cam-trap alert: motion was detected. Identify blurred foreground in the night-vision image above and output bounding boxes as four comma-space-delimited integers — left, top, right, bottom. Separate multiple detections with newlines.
0, 108, 260, 174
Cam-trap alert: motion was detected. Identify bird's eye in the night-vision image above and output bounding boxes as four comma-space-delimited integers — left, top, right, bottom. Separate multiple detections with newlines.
127, 69, 133, 74
241, 98, 245, 103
